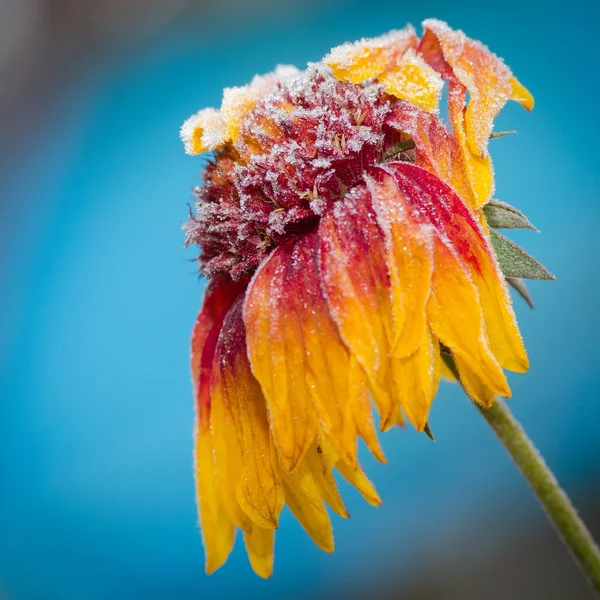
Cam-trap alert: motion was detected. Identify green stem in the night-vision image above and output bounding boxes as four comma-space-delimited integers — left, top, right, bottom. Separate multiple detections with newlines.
479, 399, 600, 595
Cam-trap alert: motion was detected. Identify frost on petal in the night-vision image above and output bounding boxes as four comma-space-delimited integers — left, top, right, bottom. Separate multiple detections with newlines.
383, 162, 528, 402
420, 18, 533, 157
378, 48, 444, 113
244, 233, 376, 470
221, 74, 278, 142
211, 296, 285, 533
191, 279, 247, 574
180, 108, 228, 155
324, 26, 418, 83
386, 101, 477, 207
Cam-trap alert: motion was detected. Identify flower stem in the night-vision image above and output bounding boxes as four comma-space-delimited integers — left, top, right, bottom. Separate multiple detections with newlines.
479, 399, 600, 595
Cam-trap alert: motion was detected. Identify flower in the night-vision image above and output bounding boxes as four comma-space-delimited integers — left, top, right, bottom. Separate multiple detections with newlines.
181, 19, 537, 577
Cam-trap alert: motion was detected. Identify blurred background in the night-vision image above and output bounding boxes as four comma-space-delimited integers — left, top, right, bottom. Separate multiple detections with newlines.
1, 0, 599, 598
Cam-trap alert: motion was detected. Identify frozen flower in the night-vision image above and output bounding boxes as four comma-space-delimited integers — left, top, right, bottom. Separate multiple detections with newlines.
181, 20, 546, 577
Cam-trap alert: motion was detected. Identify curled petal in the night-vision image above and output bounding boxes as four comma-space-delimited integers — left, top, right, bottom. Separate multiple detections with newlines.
210, 296, 285, 531
386, 101, 476, 207
447, 79, 495, 207
324, 26, 417, 83
378, 48, 444, 113
420, 19, 533, 157
191, 279, 247, 573
180, 108, 228, 155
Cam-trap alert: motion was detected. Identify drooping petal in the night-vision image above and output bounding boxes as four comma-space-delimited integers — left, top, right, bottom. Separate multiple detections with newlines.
280, 469, 335, 552
319, 185, 438, 432
324, 26, 418, 83
378, 48, 444, 113
319, 191, 397, 430
191, 279, 247, 573
379, 162, 527, 401
365, 171, 434, 359
210, 296, 285, 531
245, 233, 370, 471
243, 527, 275, 579
391, 162, 527, 374
420, 19, 534, 158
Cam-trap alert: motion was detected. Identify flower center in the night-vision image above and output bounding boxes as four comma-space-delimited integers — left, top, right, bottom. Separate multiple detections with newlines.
185, 65, 414, 280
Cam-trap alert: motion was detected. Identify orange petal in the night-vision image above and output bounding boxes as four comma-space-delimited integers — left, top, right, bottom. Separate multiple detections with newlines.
393, 162, 527, 373
366, 169, 434, 360
378, 48, 444, 113
420, 19, 532, 158
210, 297, 285, 530
245, 234, 366, 471
191, 280, 246, 573
447, 79, 495, 207
324, 27, 418, 83
385, 162, 514, 400
318, 191, 398, 430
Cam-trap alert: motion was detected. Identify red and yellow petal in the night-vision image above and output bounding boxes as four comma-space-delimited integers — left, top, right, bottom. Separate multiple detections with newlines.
384, 162, 527, 402
420, 19, 533, 158
191, 279, 247, 574
386, 101, 477, 208
319, 192, 398, 430
210, 297, 285, 531
244, 232, 374, 471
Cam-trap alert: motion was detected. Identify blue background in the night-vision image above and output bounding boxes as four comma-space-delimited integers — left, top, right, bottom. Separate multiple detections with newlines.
1, 0, 599, 598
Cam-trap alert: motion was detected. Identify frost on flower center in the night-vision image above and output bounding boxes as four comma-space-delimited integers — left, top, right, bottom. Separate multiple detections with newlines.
184, 65, 416, 280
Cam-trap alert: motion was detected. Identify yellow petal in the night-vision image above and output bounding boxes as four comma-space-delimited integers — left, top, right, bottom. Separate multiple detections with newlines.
510, 76, 534, 110
195, 420, 236, 574
391, 327, 441, 431
427, 241, 510, 399
336, 461, 382, 507
378, 48, 444, 113
244, 527, 275, 579
324, 27, 418, 83
180, 107, 228, 155
281, 471, 334, 552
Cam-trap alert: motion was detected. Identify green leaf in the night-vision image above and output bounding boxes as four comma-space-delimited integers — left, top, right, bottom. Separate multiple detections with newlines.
423, 422, 435, 441
489, 230, 555, 280
489, 130, 517, 139
483, 200, 538, 231
507, 277, 535, 309
384, 139, 416, 160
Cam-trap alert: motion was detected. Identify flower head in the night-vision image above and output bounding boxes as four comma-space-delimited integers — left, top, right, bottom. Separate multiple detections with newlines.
182, 20, 546, 577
